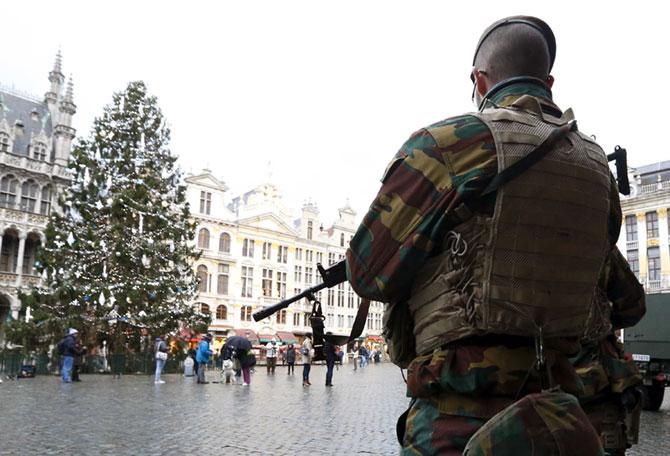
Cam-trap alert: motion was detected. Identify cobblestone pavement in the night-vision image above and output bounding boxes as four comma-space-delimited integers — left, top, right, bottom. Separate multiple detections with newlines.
1, 363, 668, 455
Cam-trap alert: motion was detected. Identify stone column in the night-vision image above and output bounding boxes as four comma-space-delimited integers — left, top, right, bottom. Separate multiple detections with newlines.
658, 208, 670, 288
636, 213, 647, 284
14, 233, 26, 286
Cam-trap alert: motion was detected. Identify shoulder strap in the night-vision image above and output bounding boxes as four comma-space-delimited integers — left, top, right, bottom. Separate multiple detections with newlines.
481, 119, 577, 196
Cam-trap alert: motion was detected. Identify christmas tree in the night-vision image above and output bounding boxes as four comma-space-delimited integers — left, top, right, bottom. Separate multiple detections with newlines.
22, 81, 209, 351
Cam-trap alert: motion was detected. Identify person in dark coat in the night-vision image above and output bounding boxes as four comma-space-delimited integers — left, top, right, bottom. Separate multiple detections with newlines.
324, 333, 337, 387
72, 342, 87, 382
285, 343, 296, 375
58, 328, 82, 383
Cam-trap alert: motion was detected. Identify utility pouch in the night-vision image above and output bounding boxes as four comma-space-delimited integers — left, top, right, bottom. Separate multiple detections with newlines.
383, 300, 416, 369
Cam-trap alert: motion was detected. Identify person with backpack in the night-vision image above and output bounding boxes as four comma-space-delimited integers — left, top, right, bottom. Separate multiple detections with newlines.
154, 335, 169, 384
195, 333, 213, 384
57, 328, 81, 383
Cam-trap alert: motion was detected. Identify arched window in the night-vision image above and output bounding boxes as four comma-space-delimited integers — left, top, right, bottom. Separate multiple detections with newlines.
40, 186, 51, 215
197, 228, 210, 249
0, 133, 10, 153
199, 303, 210, 315
32, 141, 47, 161
216, 305, 228, 320
340, 232, 345, 247
307, 220, 313, 240
0, 175, 18, 208
196, 265, 208, 292
21, 180, 39, 212
219, 232, 231, 253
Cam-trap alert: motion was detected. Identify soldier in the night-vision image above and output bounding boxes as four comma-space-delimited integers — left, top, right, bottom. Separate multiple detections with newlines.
346, 16, 642, 454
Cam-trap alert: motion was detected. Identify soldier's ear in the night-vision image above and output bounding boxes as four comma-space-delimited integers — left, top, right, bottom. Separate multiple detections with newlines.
546, 74, 554, 89
473, 69, 490, 97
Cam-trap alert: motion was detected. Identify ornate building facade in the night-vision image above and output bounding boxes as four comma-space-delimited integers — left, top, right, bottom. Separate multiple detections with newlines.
0, 52, 75, 338
185, 171, 383, 347
617, 160, 670, 292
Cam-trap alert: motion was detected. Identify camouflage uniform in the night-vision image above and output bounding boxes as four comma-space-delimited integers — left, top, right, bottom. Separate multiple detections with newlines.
346, 81, 640, 454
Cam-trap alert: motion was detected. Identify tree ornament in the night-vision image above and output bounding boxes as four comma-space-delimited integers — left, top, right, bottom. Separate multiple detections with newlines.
67, 232, 75, 246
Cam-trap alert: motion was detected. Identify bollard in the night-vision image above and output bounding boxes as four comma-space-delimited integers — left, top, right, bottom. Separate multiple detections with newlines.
183, 356, 194, 377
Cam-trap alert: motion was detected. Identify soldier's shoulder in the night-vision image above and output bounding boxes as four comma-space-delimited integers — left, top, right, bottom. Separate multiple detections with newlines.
423, 113, 491, 148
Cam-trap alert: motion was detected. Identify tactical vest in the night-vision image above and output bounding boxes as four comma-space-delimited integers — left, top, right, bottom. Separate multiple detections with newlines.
408, 96, 612, 356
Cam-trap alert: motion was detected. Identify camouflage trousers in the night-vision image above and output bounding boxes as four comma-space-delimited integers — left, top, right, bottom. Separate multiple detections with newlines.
401, 393, 634, 456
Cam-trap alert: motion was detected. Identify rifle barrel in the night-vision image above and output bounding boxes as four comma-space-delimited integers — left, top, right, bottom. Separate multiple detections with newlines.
252, 282, 327, 322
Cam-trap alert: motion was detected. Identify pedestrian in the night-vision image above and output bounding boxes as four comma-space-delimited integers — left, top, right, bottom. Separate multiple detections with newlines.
345, 16, 626, 454
188, 347, 198, 376
324, 333, 337, 387
265, 338, 278, 374
239, 347, 256, 386
195, 333, 213, 384
301, 334, 312, 386
154, 335, 169, 384
57, 328, 80, 383
71, 341, 87, 382
285, 343, 296, 375
358, 344, 368, 368
351, 342, 358, 371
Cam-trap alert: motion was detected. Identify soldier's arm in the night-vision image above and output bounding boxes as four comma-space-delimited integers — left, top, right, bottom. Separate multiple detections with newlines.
346, 116, 496, 302
607, 246, 646, 329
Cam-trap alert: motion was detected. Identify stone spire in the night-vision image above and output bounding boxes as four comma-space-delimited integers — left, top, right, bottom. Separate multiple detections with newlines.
45, 50, 65, 105
62, 75, 75, 108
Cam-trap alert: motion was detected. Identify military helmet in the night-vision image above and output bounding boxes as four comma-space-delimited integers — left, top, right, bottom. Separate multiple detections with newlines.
463, 391, 605, 456
472, 16, 556, 73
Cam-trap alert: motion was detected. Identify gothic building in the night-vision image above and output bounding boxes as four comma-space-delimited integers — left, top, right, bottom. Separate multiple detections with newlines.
0, 52, 75, 339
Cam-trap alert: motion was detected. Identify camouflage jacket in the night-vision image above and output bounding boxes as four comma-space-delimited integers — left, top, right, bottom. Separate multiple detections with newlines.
346, 81, 642, 417
346, 81, 621, 303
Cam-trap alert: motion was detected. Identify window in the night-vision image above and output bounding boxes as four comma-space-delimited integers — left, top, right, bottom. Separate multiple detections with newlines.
0, 175, 18, 208
307, 220, 313, 240
327, 313, 334, 327
294, 266, 302, 282
217, 264, 229, 295
648, 247, 661, 281
295, 248, 303, 261
327, 289, 334, 306
219, 233, 231, 253
305, 267, 313, 285
241, 266, 253, 297
199, 191, 211, 215
242, 238, 255, 257
197, 228, 210, 249
293, 312, 301, 326
328, 252, 335, 265
627, 249, 639, 279
348, 315, 354, 327
216, 305, 228, 320
0, 133, 9, 152
241, 305, 252, 321
277, 245, 288, 263
337, 283, 344, 307
303, 313, 310, 327
646, 212, 659, 238
262, 269, 273, 297
337, 314, 344, 327
198, 303, 210, 315
40, 186, 51, 215
340, 233, 345, 247
276, 271, 287, 299
262, 242, 272, 260
32, 141, 47, 161
625, 215, 637, 242
277, 309, 287, 324
316, 252, 323, 264
196, 265, 208, 292
20, 180, 39, 212
348, 287, 354, 308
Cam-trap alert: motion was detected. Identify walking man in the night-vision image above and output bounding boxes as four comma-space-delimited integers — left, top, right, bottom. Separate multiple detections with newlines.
58, 328, 80, 383
196, 333, 213, 384
301, 334, 312, 386
154, 335, 169, 384
265, 338, 278, 374
324, 333, 337, 387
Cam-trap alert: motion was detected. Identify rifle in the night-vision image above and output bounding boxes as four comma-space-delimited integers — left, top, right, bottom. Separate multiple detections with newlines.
607, 145, 630, 196
252, 260, 366, 362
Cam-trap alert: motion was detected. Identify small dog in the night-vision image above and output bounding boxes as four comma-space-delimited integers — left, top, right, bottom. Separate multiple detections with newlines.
221, 359, 235, 384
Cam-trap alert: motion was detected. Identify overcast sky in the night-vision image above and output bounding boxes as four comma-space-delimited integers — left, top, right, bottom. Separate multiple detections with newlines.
1, 1, 665, 226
